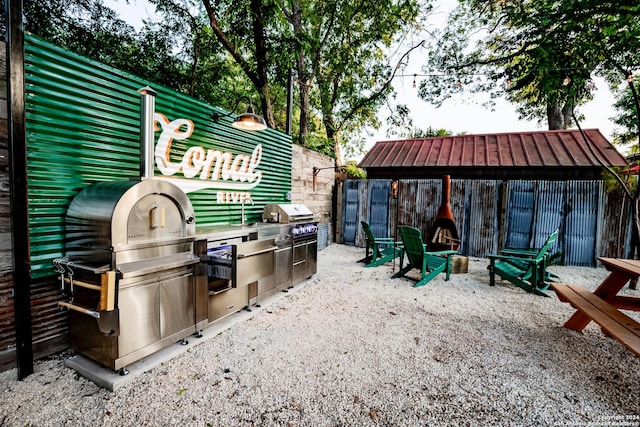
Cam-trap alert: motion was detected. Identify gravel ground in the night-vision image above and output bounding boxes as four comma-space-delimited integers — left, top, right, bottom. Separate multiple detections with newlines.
2, 244, 640, 427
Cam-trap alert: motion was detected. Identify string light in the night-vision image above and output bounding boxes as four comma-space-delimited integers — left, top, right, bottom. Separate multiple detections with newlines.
562, 76, 571, 86
412, 74, 417, 88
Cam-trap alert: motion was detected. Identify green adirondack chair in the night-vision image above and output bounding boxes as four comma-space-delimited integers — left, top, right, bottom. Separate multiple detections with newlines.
499, 228, 560, 285
391, 225, 456, 287
358, 221, 401, 267
486, 228, 559, 297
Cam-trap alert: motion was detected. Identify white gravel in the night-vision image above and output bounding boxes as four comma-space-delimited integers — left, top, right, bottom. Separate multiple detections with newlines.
2, 244, 640, 426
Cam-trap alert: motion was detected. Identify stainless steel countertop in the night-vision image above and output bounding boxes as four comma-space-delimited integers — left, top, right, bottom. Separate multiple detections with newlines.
195, 222, 291, 241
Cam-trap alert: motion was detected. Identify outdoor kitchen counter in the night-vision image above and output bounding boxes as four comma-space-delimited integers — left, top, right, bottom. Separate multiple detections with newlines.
195, 224, 259, 241
196, 222, 290, 241
195, 224, 281, 324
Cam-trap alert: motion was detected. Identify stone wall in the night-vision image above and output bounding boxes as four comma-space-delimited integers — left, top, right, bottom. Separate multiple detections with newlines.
291, 144, 335, 225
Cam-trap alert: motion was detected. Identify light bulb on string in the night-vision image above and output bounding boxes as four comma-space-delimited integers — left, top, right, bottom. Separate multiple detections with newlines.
412, 74, 417, 89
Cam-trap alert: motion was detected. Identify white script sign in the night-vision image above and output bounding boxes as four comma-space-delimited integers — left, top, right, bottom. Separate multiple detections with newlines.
152, 113, 263, 195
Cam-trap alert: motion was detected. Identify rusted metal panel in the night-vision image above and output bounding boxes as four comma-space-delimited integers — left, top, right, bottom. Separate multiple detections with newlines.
461, 179, 500, 256
394, 178, 498, 256
359, 130, 628, 171
599, 186, 632, 259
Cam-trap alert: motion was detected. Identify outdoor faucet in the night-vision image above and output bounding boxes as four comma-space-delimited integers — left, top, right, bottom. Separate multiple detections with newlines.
241, 197, 254, 225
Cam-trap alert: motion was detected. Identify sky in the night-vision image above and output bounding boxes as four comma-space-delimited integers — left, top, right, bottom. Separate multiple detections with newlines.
103, 0, 623, 154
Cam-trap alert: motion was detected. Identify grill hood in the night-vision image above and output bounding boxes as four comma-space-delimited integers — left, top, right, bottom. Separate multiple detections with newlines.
263, 204, 314, 223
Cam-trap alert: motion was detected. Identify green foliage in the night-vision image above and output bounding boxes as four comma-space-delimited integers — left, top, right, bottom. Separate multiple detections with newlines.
612, 75, 640, 147
24, 0, 238, 107
28, 0, 428, 163
300, 135, 335, 159
604, 167, 637, 194
412, 127, 452, 138
343, 161, 366, 179
420, 0, 640, 132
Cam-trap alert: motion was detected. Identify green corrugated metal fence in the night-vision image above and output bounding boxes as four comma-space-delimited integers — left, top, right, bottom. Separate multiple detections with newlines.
25, 34, 292, 278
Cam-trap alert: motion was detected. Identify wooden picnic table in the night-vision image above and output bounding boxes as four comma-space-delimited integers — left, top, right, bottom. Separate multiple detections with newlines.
551, 257, 640, 357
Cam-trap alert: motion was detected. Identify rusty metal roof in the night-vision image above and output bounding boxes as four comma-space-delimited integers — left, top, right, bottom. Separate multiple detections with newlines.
359, 129, 628, 173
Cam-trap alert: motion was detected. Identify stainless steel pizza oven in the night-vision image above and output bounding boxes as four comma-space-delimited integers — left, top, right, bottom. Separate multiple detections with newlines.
56, 178, 206, 373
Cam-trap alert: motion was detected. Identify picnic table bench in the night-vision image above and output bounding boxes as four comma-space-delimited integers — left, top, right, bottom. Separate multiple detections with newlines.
551, 257, 640, 357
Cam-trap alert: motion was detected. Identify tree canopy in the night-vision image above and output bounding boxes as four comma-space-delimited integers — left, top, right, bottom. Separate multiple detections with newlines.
25, 0, 429, 164
22, 0, 640, 162
419, 0, 640, 137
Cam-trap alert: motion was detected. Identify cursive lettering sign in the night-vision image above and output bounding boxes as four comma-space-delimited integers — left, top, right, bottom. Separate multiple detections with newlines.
153, 113, 263, 194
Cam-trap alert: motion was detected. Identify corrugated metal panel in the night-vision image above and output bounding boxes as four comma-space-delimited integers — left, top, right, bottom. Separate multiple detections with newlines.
564, 181, 599, 266
24, 34, 292, 278
317, 223, 330, 250
531, 181, 564, 259
461, 180, 500, 256
600, 185, 632, 259
503, 180, 599, 265
395, 178, 459, 246
504, 181, 535, 248
341, 180, 361, 245
343, 177, 629, 266
368, 180, 391, 238
359, 130, 628, 169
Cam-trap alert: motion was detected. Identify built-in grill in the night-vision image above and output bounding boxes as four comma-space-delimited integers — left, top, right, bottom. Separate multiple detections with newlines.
262, 204, 318, 285
56, 179, 205, 374
263, 203, 314, 223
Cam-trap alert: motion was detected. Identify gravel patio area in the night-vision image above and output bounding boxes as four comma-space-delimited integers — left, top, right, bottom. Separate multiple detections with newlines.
1, 243, 639, 426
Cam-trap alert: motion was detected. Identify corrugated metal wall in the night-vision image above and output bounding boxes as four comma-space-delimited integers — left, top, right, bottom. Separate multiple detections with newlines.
341, 180, 361, 245
368, 180, 391, 239
342, 178, 632, 266
504, 180, 604, 266
460, 179, 501, 256
24, 34, 292, 279
564, 181, 600, 265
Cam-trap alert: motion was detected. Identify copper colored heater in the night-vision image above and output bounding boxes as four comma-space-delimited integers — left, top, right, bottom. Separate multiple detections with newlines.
428, 175, 460, 251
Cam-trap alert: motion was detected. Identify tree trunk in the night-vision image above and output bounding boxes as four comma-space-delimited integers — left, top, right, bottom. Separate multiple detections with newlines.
561, 100, 574, 129
290, 0, 310, 145
297, 71, 311, 146
250, 0, 275, 127
325, 119, 342, 166
547, 102, 566, 130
